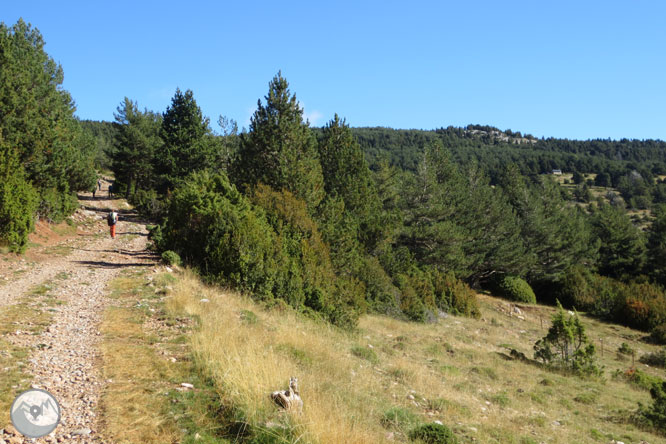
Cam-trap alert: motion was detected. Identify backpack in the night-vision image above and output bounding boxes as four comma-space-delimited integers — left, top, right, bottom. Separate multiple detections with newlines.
107, 212, 117, 226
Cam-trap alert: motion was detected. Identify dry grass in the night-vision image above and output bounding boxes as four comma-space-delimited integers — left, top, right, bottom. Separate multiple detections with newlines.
98, 271, 184, 444
166, 270, 666, 444
0, 292, 55, 427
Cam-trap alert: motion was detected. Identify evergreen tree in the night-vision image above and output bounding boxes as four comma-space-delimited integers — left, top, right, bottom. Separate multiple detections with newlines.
318, 114, 382, 250
234, 72, 324, 209
533, 301, 601, 375
0, 19, 95, 223
112, 97, 161, 196
592, 203, 647, 280
648, 205, 666, 286
0, 131, 38, 252
155, 88, 216, 192
499, 166, 599, 283
399, 143, 526, 283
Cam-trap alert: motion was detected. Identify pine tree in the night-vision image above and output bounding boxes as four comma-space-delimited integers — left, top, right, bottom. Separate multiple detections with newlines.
155, 88, 216, 192
499, 166, 599, 283
592, 203, 646, 280
648, 205, 666, 286
0, 19, 95, 222
112, 97, 161, 196
318, 114, 382, 250
234, 72, 324, 209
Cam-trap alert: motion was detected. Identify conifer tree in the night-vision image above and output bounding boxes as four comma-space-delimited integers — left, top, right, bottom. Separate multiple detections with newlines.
648, 205, 666, 286
318, 114, 382, 249
112, 97, 161, 196
592, 203, 647, 280
155, 88, 216, 192
234, 72, 324, 209
0, 19, 95, 223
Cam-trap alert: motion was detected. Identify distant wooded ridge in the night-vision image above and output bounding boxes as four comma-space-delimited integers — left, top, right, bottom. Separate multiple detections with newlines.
85, 119, 666, 179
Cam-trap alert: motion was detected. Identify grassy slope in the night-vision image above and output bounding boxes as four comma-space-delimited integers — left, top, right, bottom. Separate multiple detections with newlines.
161, 270, 666, 444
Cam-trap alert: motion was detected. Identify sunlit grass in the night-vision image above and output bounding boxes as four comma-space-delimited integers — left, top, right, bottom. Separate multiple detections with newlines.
165, 270, 666, 444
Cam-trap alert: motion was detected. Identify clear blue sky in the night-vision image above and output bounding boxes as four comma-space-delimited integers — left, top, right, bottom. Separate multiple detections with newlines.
3, 1, 665, 140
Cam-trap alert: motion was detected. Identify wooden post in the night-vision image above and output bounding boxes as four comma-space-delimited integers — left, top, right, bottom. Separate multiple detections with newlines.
600, 338, 604, 358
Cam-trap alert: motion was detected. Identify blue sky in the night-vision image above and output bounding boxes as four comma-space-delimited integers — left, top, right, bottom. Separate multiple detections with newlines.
3, 1, 665, 140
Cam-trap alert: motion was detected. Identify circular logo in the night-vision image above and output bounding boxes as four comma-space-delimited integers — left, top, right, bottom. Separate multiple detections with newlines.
10, 389, 61, 438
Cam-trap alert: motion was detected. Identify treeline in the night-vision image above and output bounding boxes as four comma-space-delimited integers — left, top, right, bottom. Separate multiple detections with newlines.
0, 20, 97, 252
109, 71, 666, 336
351, 127, 666, 210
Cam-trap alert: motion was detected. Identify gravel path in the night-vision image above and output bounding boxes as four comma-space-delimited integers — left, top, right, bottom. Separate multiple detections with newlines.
1, 188, 157, 444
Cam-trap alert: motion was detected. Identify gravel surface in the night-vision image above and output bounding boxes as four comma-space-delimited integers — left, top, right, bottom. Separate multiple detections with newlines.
1, 187, 157, 443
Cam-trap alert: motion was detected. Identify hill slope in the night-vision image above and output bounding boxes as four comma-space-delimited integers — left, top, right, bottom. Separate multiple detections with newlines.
159, 270, 666, 444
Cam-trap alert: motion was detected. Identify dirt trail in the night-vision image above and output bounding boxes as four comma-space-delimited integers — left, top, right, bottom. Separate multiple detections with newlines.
1, 181, 158, 444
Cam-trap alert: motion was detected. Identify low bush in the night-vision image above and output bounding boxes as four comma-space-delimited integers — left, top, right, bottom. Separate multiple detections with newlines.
622, 368, 662, 391
652, 324, 666, 345
129, 189, 165, 219
492, 275, 536, 304
435, 271, 481, 318
640, 350, 666, 368
360, 256, 401, 315
617, 342, 635, 356
38, 186, 77, 223
534, 301, 601, 376
408, 423, 458, 444
161, 250, 181, 267
0, 170, 38, 253
636, 380, 666, 432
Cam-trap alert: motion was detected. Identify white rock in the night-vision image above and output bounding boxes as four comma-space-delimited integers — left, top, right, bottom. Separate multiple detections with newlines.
181, 383, 194, 389
200, 299, 210, 303
72, 428, 92, 436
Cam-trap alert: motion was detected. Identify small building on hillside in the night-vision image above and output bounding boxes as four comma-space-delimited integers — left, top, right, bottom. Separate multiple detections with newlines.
552, 169, 562, 175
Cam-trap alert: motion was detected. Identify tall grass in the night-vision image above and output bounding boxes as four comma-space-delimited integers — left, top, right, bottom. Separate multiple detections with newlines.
167, 270, 666, 444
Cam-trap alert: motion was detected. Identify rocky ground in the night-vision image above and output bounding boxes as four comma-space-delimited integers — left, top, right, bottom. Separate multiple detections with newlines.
0, 182, 157, 444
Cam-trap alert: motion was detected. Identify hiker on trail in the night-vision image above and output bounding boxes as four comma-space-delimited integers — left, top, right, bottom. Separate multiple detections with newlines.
98, 179, 102, 191
108, 183, 114, 197
107, 209, 118, 239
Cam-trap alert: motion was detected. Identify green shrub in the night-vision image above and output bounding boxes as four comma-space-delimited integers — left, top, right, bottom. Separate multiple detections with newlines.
38, 186, 77, 223
0, 169, 38, 253
617, 342, 635, 356
129, 189, 165, 219
158, 172, 280, 300
360, 256, 401, 315
408, 423, 458, 444
622, 368, 662, 391
639, 349, 666, 368
435, 271, 481, 318
621, 282, 666, 331
636, 380, 666, 432
161, 250, 181, 266
652, 324, 666, 345
534, 301, 601, 376
496, 275, 536, 304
